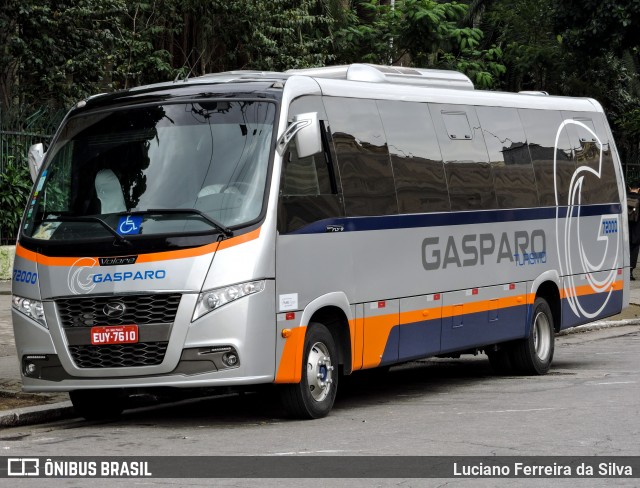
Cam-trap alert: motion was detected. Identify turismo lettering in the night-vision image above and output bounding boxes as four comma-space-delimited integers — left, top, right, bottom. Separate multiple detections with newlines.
91, 270, 166, 283
422, 230, 546, 270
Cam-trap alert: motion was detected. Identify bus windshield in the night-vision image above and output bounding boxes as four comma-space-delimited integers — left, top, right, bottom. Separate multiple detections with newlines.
23, 100, 275, 241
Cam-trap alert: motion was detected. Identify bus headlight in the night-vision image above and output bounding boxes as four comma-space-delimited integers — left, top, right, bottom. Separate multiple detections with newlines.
192, 280, 266, 321
12, 295, 48, 329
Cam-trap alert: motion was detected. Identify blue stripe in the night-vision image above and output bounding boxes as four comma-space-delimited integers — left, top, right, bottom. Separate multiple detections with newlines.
289, 203, 622, 235
379, 304, 529, 365
440, 304, 528, 355
561, 289, 623, 330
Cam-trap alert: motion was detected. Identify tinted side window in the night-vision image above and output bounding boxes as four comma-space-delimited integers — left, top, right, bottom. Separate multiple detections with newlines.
592, 113, 621, 203
476, 106, 539, 208
519, 109, 574, 206
560, 111, 618, 204
324, 98, 398, 217
281, 139, 332, 196
430, 104, 497, 211
278, 96, 343, 233
377, 100, 450, 213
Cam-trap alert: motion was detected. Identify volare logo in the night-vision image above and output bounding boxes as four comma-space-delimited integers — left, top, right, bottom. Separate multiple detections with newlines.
554, 119, 620, 319
99, 256, 138, 266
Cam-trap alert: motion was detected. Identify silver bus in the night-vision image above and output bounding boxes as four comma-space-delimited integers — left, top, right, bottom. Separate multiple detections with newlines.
12, 64, 629, 419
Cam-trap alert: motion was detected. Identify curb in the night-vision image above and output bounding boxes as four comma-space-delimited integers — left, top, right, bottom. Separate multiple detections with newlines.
0, 280, 10, 296
0, 401, 76, 428
557, 317, 640, 335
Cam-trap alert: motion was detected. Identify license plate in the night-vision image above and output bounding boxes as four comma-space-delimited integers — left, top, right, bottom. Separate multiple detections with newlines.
91, 325, 139, 345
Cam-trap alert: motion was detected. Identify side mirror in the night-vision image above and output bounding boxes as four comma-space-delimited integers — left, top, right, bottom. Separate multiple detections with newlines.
277, 112, 322, 158
28, 143, 45, 182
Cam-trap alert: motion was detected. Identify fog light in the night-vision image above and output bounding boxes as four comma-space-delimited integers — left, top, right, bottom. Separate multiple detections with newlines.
222, 353, 238, 367
25, 363, 37, 376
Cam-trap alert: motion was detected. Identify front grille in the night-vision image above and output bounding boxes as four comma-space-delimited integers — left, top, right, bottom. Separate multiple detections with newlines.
56, 294, 181, 327
68, 342, 168, 368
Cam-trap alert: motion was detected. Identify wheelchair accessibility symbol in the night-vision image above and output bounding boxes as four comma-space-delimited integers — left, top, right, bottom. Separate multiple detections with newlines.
117, 215, 143, 235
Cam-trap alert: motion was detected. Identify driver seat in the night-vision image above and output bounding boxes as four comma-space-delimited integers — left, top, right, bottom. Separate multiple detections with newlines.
94, 169, 126, 214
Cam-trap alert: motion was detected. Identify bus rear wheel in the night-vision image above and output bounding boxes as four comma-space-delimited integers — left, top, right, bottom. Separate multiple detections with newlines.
511, 297, 555, 375
69, 389, 127, 421
280, 323, 338, 419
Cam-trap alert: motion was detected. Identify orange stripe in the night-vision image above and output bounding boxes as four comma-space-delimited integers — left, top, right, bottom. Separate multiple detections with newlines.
362, 313, 398, 369
560, 280, 623, 299
401, 307, 442, 324
441, 295, 526, 319
274, 326, 307, 383
14, 227, 261, 266
15, 243, 38, 262
217, 227, 261, 251
350, 317, 364, 371
136, 241, 219, 263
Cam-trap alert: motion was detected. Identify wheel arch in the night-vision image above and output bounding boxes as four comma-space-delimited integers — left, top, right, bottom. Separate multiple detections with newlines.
301, 292, 353, 375
531, 278, 562, 333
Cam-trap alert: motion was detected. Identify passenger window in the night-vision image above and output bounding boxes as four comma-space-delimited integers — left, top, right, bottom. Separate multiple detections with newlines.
430, 104, 497, 211
377, 100, 450, 213
519, 109, 574, 206
591, 113, 620, 203
476, 106, 539, 208
561, 111, 618, 204
324, 98, 398, 217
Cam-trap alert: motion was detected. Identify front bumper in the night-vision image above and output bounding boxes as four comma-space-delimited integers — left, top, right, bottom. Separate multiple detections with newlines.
13, 281, 277, 392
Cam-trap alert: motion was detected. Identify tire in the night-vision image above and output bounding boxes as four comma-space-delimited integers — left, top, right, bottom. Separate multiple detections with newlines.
280, 323, 338, 419
69, 389, 127, 420
511, 297, 555, 375
487, 347, 513, 375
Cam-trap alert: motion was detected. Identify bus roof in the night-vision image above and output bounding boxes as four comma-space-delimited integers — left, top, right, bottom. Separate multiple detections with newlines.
77, 64, 603, 115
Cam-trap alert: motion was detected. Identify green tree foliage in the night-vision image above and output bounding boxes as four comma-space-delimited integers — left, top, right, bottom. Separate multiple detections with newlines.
135, 0, 336, 76
110, 1, 177, 89
2, 0, 126, 115
554, 0, 640, 55
335, 0, 505, 88
480, 0, 565, 92
0, 156, 32, 241
1, 0, 337, 115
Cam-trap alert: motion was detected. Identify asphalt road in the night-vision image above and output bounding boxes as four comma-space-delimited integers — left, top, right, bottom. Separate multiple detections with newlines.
0, 323, 638, 487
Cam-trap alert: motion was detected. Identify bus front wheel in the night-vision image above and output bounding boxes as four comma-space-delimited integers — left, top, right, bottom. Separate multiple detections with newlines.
511, 297, 555, 375
280, 323, 338, 419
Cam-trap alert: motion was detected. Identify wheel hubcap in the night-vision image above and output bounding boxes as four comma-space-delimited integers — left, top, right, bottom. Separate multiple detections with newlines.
306, 342, 334, 402
533, 311, 551, 361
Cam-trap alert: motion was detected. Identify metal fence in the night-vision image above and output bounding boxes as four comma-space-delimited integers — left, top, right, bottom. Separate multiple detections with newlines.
0, 107, 63, 172
0, 129, 53, 173
0, 107, 65, 243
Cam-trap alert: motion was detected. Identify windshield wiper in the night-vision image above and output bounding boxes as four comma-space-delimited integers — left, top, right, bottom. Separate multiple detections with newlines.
142, 208, 233, 238
42, 216, 132, 246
